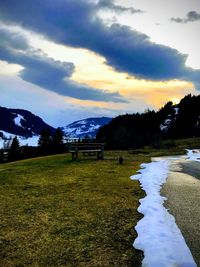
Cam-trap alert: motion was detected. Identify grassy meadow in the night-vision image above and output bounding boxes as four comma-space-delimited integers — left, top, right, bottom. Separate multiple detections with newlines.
0, 138, 200, 266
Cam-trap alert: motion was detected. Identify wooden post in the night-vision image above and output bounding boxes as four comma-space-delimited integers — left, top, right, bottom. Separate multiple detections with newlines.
97, 144, 104, 160
72, 152, 76, 161
75, 147, 78, 160
101, 144, 104, 160
71, 147, 78, 161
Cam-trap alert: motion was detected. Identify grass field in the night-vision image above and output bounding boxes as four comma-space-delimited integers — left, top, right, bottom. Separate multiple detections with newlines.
0, 151, 147, 267
0, 138, 199, 267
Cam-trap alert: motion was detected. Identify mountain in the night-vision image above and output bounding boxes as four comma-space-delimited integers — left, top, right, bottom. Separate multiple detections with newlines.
61, 117, 112, 138
0, 106, 112, 148
97, 94, 200, 149
2, 93, 199, 151
0, 106, 56, 148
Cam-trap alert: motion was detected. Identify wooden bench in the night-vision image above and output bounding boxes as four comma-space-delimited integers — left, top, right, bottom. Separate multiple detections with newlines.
68, 143, 104, 161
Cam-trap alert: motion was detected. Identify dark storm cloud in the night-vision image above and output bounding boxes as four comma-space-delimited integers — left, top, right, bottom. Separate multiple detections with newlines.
171, 11, 200, 23
0, 28, 125, 103
0, 0, 200, 88
96, 0, 142, 14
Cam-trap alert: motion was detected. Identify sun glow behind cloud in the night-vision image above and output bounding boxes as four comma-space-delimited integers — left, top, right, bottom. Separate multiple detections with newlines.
0, 60, 23, 76
7, 26, 194, 110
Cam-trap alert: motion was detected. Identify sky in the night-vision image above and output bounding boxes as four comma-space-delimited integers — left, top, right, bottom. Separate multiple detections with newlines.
0, 0, 200, 127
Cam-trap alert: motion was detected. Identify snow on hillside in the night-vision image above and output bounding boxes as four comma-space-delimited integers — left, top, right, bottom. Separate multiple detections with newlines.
0, 130, 39, 148
62, 117, 112, 138
160, 106, 180, 132
174, 107, 179, 115
160, 118, 171, 131
0, 106, 56, 138
13, 113, 26, 128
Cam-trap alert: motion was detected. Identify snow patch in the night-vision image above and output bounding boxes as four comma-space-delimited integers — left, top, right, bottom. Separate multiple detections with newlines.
186, 149, 200, 161
160, 118, 171, 131
13, 114, 25, 128
63, 121, 102, 137
0, 130, 39, 148
174, 107, 179, 115
131, 157, 197, 267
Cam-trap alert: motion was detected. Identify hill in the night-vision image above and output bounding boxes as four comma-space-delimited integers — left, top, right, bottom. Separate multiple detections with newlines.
0, 106, 56, 147
0, 106, 56, 137
0, 106, 111, 147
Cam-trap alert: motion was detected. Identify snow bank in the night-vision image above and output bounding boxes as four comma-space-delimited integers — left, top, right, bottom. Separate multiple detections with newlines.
186, 149, 200, 162
131, 158, 197, 267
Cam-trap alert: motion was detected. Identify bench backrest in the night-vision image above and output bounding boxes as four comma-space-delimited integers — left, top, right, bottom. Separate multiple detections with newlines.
69, 143, 104, 151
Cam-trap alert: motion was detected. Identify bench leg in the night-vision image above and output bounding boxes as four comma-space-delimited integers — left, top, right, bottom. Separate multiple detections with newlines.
72, 152, 78, 161
97, 151, 104, 160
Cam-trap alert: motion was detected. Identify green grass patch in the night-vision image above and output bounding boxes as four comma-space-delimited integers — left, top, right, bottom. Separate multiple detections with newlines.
0, 151, 148, 267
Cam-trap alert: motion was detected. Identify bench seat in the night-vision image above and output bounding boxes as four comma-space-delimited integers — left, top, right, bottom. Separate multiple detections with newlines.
69, 149, 101, 153
68, 143, 104, 160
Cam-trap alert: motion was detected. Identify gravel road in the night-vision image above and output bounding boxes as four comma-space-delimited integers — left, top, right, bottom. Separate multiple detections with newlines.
162, 157, 200, 266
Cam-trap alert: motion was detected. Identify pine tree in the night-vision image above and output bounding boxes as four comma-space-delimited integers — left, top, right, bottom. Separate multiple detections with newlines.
38, 128, 52, 155
8, 136, 20, 162
52, 128, 64, 153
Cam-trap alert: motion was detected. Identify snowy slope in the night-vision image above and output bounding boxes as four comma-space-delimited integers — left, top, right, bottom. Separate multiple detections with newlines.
61, 117, 112, 138
0, 106, 55, 137
0, 130, 39, 148
0, 107, 112, 147
0, 106, 56, 148
160, 107, 178, 132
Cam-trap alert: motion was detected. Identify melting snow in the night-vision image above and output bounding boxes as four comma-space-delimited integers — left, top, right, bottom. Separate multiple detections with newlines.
130, 151, 197, 267
186, 149, 200, 162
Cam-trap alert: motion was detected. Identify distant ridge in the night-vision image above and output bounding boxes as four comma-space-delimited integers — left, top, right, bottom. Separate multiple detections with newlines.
61, 117, 112, 138
0, 106, 112, 147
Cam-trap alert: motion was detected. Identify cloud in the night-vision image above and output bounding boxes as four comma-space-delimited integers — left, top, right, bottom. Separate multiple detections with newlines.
0, 27, 126, 103
0, 0, 200, 89
96, 0, 142, 14
171, 11, 200, 23
0, 27, 28, 50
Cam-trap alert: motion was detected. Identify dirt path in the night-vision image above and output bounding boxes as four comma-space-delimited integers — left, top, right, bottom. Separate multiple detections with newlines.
162, 157, 200, 266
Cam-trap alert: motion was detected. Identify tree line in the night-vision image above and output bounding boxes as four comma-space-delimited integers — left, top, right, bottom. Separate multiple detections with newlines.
96, 94, 200, 149
0, 128, 65, 163
1, 94, 200, 162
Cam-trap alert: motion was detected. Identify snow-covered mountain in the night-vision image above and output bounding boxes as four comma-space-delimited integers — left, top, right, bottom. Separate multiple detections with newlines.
0, 106, 56, 148
61, 117, 112, 138
0, 106, 112, 148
